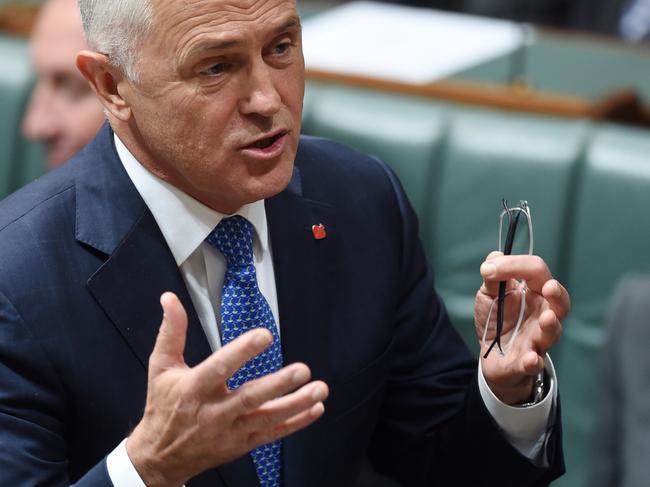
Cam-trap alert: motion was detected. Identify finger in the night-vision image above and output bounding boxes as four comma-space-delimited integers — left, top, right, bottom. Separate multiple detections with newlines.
479, 252, 515, 296
480, 255, 552, 293
479, 252, 505, 295
149, 292, 189, 374
531, 309, 563, 355
228, 363, 313, 414
485, 250, 504, 261
237, 380, 329, 432
479, 276, 520, 298
521, 350, 545, 376
542, 279, 571, 321
192, 328, 273, 386
247, 402, 326, 448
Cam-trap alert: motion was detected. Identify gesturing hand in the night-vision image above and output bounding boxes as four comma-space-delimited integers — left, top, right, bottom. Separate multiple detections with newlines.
127, 293, 329, 487
475, 252, 570, 405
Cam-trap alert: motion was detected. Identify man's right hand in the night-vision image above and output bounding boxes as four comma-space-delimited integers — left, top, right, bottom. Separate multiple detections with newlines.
127, 292, 329, 487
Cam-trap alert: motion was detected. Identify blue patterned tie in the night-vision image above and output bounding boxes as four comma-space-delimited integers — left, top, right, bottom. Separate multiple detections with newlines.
206, 215, 283, 487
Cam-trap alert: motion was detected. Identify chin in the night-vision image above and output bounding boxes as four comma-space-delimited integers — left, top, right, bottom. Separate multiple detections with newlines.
246, 165, 295, 203
252, 175, 292, 201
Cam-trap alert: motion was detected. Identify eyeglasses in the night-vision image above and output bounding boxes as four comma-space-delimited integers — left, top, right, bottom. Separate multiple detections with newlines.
482, 200, 534, 358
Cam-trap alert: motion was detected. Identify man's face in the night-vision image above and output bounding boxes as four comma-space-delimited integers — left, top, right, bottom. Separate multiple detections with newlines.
22, 0, 105, 167
119, 0, 305, 214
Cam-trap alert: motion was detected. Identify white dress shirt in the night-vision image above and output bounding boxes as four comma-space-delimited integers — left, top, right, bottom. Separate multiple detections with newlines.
106, 134, 556, 485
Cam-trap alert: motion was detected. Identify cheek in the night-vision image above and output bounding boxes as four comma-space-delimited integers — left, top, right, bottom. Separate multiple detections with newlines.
282, 67, 305, 105
277, 70, 305, 130
178, 105, 243, 166
162, 91, 231, 144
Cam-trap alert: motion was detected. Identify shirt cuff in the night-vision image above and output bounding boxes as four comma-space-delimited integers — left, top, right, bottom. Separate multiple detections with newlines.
478, 354, 557, 465
106, 438, 147, 487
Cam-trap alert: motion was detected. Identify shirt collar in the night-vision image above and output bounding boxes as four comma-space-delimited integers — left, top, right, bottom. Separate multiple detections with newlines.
114, 134, 269, 266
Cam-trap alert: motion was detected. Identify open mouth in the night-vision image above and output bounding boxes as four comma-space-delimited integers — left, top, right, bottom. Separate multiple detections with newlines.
246, 131, 287, 150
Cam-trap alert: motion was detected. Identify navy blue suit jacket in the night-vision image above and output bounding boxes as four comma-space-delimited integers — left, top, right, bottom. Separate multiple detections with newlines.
0, 125, 564, 486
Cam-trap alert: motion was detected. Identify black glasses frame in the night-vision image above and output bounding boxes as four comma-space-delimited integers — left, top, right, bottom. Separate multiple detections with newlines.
483, 199, 532, 359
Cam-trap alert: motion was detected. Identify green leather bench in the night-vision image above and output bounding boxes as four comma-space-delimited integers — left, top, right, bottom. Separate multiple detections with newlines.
302, 81, 650, 487
451, 33, 650, 104
553, 124, 650, 487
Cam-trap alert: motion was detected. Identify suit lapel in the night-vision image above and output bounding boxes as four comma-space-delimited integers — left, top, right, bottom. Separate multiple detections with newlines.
265, 171, 340, 487
76, 124, 211, 370
85, 208, 211, 369
266, 187, 339, 384
76, 125, 258, 487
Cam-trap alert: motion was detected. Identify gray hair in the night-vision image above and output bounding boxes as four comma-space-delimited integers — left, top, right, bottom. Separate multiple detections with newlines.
77, 0, 153, 81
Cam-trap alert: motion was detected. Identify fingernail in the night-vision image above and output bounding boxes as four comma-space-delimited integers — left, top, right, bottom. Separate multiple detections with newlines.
555, 283, 562, 298
292, 367, 308, 384
480, 263, 497, 278
312, 385, 327, 401
254, 332, 269, 347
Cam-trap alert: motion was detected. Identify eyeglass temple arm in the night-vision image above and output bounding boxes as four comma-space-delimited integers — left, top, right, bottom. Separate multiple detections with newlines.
484, 208, 521, 359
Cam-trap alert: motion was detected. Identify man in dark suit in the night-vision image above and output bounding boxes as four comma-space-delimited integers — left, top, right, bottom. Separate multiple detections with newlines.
0, 0, 570, 485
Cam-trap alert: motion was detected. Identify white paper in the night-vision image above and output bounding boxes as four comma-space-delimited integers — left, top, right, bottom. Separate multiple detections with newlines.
302, 1, 529, 84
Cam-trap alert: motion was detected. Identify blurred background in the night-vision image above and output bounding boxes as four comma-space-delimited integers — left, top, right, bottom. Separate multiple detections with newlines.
2, 1, 650, 486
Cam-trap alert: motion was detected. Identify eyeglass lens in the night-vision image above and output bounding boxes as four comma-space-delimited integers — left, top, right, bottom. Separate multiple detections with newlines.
483, 199, 531, 358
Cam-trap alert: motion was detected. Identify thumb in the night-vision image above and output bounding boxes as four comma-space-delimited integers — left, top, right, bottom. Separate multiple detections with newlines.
149, 292, 188, 375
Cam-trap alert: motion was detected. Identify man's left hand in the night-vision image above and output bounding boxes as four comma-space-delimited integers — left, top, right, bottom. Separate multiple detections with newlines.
475, 252, 571, 405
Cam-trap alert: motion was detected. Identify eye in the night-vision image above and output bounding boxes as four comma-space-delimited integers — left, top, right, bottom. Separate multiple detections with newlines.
201, 62, 229, 77
272, 41, 292, 56
271, 36, 295, 57
53, 73, 91, 100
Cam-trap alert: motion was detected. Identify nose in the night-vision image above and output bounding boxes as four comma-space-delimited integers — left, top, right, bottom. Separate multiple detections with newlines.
22, 81, 59, 142
239, 59, 282, 118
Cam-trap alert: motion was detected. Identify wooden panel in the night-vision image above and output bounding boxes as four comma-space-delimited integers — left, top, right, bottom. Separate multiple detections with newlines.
306, 68, 593, 117
0, 4, 40, 37
306, 66, 650, 126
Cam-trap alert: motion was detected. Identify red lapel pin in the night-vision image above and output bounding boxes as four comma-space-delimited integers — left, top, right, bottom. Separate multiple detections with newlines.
312, 223, 327, 240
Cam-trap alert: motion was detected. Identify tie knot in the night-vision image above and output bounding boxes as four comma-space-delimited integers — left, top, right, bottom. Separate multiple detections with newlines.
207, 215, 254, 267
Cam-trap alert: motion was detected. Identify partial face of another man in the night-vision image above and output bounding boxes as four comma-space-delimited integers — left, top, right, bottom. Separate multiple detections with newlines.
22, 0, 105, 168
111, 0, 305, 214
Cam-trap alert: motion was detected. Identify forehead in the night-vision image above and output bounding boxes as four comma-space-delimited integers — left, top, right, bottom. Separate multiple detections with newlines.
151, 0, 298, 46
31, 0, 87, 72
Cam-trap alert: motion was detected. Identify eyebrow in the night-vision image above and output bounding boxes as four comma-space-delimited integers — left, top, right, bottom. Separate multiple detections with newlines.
275, 16, 301, 35
184, 15, 302, 61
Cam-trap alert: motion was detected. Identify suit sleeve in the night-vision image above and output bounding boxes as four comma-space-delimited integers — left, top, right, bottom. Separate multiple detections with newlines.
366, 159, 565, 487
0, 290, 114, 487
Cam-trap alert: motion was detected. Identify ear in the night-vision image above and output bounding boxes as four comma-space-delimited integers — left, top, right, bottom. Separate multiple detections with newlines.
76, 50, 132, 122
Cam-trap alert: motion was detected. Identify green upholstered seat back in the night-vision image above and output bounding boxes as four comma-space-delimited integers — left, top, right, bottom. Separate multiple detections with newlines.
451, 36, 650, 105
554, 124, 650, 487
